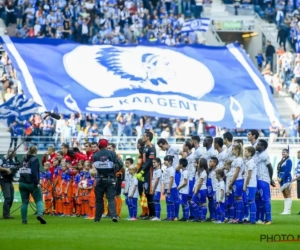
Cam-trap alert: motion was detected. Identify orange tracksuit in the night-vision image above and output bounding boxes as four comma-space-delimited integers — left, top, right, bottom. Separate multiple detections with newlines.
42, 171, 53, 214
61, 172, 73, 216
53, 166, 63, 215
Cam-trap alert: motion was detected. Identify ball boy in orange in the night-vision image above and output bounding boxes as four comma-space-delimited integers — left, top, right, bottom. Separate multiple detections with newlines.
42, 162, 53, 215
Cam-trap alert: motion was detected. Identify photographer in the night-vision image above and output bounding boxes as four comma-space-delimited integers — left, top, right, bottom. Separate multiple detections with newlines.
0, 149, 19, 219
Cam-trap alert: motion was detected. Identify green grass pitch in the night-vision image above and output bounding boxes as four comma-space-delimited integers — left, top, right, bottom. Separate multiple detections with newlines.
0, 201, 300, 250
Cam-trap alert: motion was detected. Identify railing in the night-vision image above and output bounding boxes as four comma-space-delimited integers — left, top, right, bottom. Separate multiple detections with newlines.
225, 4, 255, 16
209, 24, 225, 45
1, 136, 300, 153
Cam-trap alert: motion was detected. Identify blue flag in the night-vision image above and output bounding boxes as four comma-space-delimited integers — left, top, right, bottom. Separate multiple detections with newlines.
181, 18, 210, 33
0, 94, 41, 126
0, 36, 282, 128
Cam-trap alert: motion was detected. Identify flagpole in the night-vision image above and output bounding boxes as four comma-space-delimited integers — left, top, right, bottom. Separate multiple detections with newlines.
7, 113, 51, 159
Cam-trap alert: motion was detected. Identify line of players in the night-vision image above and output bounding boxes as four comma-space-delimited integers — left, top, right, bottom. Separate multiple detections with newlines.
40, 130, 274, 224
39, 142, 124, 219
124, 130, 274, 224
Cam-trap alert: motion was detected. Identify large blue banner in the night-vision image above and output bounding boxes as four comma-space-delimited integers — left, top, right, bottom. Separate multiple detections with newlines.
0, 36, 281, 128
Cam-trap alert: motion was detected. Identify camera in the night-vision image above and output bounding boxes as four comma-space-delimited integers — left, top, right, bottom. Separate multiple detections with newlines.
1, 161, 21, 176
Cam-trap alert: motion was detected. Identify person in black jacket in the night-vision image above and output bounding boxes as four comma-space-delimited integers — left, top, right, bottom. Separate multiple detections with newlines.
136, 131, 157, 219
0, 149, 19, 219
93, 139, 124, 223
19, 145, 46, 225
277, 26, 288, 50
265, 41, 276, 71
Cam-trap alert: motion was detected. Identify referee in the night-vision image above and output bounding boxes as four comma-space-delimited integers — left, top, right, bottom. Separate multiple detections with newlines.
93, 139, 124, 222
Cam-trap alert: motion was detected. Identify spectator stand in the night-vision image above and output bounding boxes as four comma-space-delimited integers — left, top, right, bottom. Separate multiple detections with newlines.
0, 0, 216, 46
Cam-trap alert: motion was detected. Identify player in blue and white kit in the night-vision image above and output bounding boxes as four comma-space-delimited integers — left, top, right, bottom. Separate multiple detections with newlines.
228, 144, 244, 224
256, 139, 275, 225
192, 135, 204, 162
151, 158, 162, 221
177, 158, 189, 221
277, 148, 293, 215
208, 156, 219, 221
292, 151, 300, 214
234, 139, 249, 222
222, 132, 235, 222
190, 158, 208, 222
203, 136, 217, 221
182, 140, 195, 219
162, 155, 178, 221
214, 169, 226, 223
247, 129, 264, 222
247, 130, 259, 148
124, 158, 133, 219
243, 146, 257, 224
128, 166, 139, 220
157, 138, 181, 219
214, 137, 226, 170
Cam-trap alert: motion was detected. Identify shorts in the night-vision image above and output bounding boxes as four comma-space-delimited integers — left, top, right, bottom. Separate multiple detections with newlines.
154, 191, 161, 201
175, 171, 181, 187
226, 193, 234, 206
188, 178, 195, 198
192, 189, 207, 204
207, 178, 214, 198
232, 179, 244, 197
246, 187, 257, 201
257, 180, 271, 202
164, 188, 178, 203
179, 193, 188, 206
242, 190, 247, 203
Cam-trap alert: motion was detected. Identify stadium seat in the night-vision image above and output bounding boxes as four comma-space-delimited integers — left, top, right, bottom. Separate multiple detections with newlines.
112, 121, 119, 128
254, 5, 261, 13
151, 120, 158, 128
168, 137, 175, 144
99, 114, 107, 119
108, 114, 116, 119
258, 11, 265, 18
38, 144, 44, 151
154, 128, 161, 136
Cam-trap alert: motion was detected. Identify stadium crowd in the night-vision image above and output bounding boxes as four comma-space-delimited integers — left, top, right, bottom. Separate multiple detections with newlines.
1, 0, 210, 45
4, 110, 299, 153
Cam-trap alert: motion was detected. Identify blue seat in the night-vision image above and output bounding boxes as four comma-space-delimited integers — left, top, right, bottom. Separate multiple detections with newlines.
154, 128, 161, 134
113, 121, 119, 128
168, 137, 175, 144
258, 10, 265, 18
100, 114, 107, 119
151, 120, 158, 128
254, 5, 261, 13
108, 114, 116, 120
38, 144, 44, 151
